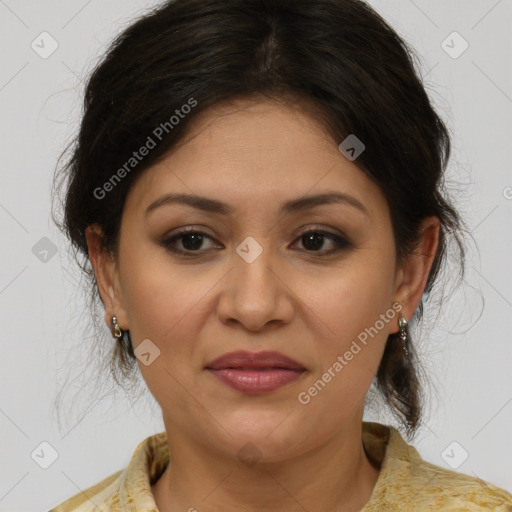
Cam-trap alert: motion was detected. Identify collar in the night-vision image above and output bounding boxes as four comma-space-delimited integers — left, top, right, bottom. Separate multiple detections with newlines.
117, 421, 397, 511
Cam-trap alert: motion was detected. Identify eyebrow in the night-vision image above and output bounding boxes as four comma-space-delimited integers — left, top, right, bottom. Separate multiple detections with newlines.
145, 191, 369, 217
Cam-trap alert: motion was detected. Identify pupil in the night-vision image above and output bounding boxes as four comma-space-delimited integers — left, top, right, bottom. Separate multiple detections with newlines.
182, 233, 203, 250
303, 233, 323, 251
179, 233, 327, 252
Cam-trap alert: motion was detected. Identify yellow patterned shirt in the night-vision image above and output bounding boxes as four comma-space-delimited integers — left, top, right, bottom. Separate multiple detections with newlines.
49, 421, 512, 511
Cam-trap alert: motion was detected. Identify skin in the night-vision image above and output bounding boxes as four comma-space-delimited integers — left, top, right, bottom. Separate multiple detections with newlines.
86, 97, 439, 512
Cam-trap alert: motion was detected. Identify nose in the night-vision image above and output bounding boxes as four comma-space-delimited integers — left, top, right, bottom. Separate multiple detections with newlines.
216, 241, 295, 332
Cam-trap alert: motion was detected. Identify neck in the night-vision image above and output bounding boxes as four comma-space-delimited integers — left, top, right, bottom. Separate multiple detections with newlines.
151, 420, 381, 512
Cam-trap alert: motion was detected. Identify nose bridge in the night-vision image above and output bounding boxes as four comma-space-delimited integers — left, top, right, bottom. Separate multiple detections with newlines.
234, 235, 278, 302
217, 235, 293, 329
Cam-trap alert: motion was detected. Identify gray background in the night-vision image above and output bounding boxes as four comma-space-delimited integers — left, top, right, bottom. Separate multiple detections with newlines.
0, 1, 511, 510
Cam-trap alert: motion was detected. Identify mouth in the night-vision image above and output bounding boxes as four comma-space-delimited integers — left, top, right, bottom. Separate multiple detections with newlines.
206, 367, 306, 394
205, 350, 307, 394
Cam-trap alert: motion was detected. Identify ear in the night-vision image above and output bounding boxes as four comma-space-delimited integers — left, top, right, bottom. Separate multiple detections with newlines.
85, 224, 129, 335
390, 216, 440, 333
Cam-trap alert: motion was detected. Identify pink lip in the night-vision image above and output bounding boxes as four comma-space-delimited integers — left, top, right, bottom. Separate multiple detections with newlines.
205, 350, 306, 394
208, 368, 305, 393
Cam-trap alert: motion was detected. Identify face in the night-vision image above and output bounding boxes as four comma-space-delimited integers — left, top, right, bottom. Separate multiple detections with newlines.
89, 97, 437, 462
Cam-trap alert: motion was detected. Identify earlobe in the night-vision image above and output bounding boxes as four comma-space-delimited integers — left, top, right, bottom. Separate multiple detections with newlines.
391, 216, 440, 331
85, 224, 129, 332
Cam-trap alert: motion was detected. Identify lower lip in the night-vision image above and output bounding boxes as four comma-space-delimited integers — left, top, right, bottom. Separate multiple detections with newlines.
207, 368, 305, 394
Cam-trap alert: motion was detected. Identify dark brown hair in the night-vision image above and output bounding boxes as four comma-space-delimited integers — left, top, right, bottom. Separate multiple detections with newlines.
52, 0, 468, 439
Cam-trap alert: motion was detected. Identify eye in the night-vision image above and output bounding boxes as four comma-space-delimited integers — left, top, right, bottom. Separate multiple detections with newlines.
161, 228, 219, 255
291, 229, 351, 255
161, 227, 351, 256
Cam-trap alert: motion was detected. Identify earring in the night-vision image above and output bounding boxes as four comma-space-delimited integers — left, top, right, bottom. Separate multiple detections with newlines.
398, 313, 409, 357
112, 315, 122, 339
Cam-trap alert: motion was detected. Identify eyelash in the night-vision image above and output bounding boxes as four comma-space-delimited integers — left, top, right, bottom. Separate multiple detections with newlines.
160, 227, 351, 256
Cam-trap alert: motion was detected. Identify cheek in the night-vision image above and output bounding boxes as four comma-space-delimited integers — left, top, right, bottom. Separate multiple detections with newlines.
297, 251, 395, 395
117, 239, 200, 346
118, 251, 214, 412
118, 242, 222, 377
302, 254, 395, 340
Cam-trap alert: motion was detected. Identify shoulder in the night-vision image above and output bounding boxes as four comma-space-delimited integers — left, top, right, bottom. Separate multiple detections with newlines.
48, 469, 123, 512
362, 421, 512, 511
48, 431, 168, 512
407, 454, 512, 511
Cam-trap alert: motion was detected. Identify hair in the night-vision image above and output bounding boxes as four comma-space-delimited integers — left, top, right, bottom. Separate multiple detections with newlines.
52, 0, 469, 440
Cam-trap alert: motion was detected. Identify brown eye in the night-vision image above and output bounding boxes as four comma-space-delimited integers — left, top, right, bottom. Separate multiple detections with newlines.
161, 230, 219, 255
292, 229, 351, 255
161, 227, 351, 257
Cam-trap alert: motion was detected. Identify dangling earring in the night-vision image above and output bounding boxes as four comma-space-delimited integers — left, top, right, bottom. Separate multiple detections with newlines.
112, 315, 122, 339
398, 313, 409, 357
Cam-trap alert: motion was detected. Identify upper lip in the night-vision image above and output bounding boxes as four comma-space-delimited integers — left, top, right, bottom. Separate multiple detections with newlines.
205, 350, 306, 371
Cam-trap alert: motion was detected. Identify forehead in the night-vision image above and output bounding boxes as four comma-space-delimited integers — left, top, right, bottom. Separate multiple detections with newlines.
124, 98, 388, 222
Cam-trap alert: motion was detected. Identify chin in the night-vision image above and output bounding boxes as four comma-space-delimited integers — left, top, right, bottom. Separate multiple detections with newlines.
219, 412, 306, 458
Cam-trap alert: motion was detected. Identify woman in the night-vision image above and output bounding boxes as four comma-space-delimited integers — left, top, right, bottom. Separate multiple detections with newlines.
49, 0, 512, 510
